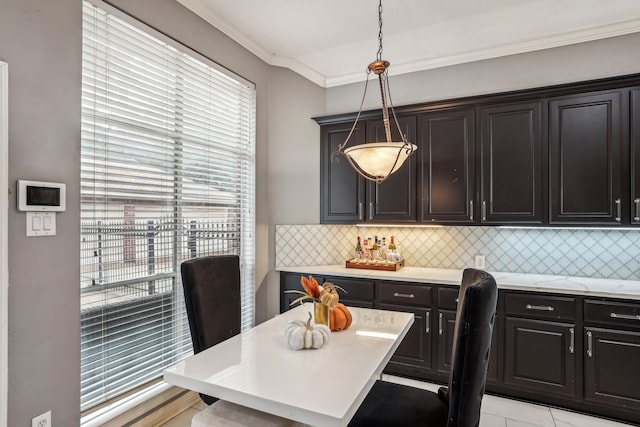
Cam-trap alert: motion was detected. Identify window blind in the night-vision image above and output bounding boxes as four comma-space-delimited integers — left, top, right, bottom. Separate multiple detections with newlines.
80, 1, 256, 411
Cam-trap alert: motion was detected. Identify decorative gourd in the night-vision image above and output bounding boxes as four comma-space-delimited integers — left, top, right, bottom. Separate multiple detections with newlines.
319, 285, 339, 308
329, 303, 353, 331
284, 312, 331, 350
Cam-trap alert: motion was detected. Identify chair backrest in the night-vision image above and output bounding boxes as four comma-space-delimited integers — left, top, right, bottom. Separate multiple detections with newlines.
446, 268, 498, 427
180, 255, 242, 404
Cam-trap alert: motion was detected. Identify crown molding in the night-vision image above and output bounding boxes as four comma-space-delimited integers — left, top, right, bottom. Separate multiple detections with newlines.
177, 0, 640, 89
326, 18, 640, 87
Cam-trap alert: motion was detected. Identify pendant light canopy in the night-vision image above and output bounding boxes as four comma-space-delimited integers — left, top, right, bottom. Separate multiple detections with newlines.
333, 0, 417, 184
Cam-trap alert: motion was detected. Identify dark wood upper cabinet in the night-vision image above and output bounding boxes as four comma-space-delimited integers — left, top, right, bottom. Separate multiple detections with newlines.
320, 122, 365, 223
419, 108, 475, 223
317, 74, 640, 227
631, 88, 640, 224
479, 102, 544, 224
366, 116, 417, 222
549, 91, 623, 224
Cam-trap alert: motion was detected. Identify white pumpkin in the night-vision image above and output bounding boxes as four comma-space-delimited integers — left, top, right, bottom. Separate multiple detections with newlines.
284, 312, 331, 350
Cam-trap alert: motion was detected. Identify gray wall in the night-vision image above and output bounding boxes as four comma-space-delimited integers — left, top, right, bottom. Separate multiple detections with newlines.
1, 1, 82, 426
0, 0, 323, 425
327, 32, 640, 113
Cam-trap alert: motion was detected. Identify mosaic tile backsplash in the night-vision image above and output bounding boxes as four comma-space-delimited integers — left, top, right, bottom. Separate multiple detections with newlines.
275, 225, 640, 280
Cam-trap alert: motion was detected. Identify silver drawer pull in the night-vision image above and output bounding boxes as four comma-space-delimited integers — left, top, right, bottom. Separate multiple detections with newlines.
526, 304, 554, 311
425, 312, 430, 334
469, 200, 474, 221
615, 198, 621, 223
587, 331, 593, 358
635, 198, 640, 222
455, 297, 459, 303
610, 312, 640, 321
393, 292, 415, 299
439, 313, 443, 335
569, 328, 574, 354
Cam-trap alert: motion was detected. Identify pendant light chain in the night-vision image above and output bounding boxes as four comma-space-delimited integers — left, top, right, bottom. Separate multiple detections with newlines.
376, 0, 384, 62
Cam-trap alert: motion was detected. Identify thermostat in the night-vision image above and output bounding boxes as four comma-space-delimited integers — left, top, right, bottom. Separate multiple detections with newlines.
17, 180, 66, 212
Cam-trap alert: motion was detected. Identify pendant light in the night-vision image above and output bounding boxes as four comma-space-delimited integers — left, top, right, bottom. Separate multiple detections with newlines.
333, 0, 417, 184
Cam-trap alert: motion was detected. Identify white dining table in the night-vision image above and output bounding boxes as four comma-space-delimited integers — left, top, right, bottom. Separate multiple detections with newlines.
163, 304, 414, 427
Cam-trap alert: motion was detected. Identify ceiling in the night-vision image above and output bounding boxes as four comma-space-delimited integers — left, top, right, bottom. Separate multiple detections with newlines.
177, 0, 640, 88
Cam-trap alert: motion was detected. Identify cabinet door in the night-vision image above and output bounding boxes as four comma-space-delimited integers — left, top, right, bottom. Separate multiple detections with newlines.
381, 303, 432, 372
549, 91, 623, 224
480, 102, 544, 224
584, 327, 640, 411
436, 308, 499, 382
504, 317, 576, 397
436, 309, 457, 374
320, 123, 366, 223
419, 109, 475, 223
366, 116, 417, 222
631, 89, 640, 224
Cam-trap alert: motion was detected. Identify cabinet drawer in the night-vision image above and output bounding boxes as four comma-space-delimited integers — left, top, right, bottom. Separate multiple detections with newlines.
379, 282, 432, 307
505, 292, 576, 321
585, 299, 640, 330
437, 287, 459, 309
325, 276, 374, 301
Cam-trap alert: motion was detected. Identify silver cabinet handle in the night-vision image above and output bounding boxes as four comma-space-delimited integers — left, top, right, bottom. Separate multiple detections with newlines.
615, 198, 621, 222
369, 202, 374, 221
358, 202, 364, 221
425, 312, 430, 334
455, 297, 459, 304
438, 313, 443, 335
482, 201, 487, 222
634, 198, 640, 222
587, 331, 593, 358
610, 312, 640, 321
469, 200, 474, 221
525, 304, 554, 311
393, 292, 415, 299
569, 328, 574, 354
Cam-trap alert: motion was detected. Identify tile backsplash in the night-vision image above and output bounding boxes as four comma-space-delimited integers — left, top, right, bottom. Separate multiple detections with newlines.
275, 224, 640, 280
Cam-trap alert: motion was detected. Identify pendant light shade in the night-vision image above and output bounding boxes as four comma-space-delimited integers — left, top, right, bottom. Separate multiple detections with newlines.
344, 142, 415, 178
332, 1, 417, 184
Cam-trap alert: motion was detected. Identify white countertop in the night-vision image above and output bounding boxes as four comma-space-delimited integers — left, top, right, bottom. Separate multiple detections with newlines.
276, 265, 640, 301
164, 305, 414, 426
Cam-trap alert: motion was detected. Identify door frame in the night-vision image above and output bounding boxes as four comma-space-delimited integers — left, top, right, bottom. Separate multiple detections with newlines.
0, 60, 8, 427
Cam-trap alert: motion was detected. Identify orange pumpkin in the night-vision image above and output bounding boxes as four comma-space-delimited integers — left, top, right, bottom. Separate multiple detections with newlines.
329, 303, 352, 331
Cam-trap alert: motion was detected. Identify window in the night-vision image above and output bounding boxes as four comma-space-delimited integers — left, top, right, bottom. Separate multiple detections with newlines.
80, 1, 255, 410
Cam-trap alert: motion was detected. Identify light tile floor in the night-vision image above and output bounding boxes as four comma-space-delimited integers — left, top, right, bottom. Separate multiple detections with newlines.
161, 375, 636, 427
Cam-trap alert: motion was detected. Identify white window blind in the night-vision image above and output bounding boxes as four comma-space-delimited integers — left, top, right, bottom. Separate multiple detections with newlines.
80, 1, 256, 411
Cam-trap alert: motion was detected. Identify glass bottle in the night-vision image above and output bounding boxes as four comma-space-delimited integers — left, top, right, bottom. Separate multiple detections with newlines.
355, 236, 362, 259
388, 236, 397, 251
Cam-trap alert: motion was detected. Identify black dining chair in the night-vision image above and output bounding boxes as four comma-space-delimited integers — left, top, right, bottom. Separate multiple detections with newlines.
180, 255, 241, 405
348, 268, 498, 427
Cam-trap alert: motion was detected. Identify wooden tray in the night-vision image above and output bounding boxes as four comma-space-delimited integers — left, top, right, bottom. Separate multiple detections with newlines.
345, 258, 404, 271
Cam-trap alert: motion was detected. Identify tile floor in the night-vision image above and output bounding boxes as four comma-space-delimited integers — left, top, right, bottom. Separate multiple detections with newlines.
160, 375, 636, 427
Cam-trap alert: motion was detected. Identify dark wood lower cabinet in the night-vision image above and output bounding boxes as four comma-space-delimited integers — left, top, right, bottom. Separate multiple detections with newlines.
381, 303, 432, 375
436, 309, 456, 375
280, 272, 640, 424
504, 317, 576, 398
584, 327, 640, 411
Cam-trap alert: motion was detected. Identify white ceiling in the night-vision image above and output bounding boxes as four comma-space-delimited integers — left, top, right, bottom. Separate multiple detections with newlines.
178, 0, 640, 88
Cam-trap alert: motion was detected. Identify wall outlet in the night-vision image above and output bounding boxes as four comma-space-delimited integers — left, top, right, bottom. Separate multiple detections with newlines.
32, 410, 51, 427
474, 255, 486, 269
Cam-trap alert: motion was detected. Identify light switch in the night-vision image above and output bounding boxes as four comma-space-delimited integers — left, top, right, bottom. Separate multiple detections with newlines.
32, 215, 42, 231
26, 212, 56, 236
